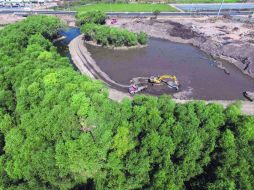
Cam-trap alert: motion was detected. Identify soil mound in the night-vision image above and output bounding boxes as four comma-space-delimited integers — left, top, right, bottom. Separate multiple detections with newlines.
166, 21, 199, 39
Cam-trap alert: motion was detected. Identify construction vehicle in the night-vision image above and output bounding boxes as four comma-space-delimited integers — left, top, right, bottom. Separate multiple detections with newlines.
111, 18, 117, 24
149, 75, 180, 91
129, 84, 148, 95
128, 74, 180, 95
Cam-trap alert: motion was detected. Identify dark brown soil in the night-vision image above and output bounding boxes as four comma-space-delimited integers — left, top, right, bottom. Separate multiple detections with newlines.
166, 21, 200, 40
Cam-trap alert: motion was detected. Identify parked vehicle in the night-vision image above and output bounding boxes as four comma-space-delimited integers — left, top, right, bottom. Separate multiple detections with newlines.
111, 18, 117, 24
129, 84, 147, 95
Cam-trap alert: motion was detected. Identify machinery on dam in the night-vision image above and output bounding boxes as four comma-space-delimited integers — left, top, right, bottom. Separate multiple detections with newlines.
129, 74, 180, 94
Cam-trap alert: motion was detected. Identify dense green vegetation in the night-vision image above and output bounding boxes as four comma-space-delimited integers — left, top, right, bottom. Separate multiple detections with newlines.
77, 10, 148, 47
76, 10, 107, 26
67, 1, 241, 12
81, 23, 148, 46
74, 3, 178, 12
0, 15, 253, 190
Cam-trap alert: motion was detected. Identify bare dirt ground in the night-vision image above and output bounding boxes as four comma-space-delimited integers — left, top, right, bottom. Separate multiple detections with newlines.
0, 15, 24, 28
110, 16, 254, 79
55, 15, 76, 27
0, 14, 75, 28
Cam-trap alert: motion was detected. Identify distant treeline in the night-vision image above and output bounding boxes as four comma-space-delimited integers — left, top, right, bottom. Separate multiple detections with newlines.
0, 16, 253, 190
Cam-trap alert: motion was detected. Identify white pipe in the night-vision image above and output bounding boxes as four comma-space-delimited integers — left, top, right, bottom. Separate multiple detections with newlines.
217, 0, 225, 17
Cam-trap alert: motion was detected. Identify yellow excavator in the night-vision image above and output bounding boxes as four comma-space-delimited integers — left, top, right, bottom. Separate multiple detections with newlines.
149, 75, 180, 91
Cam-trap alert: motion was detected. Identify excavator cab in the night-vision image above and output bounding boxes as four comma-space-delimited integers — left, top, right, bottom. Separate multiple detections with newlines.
149, 75, 180, 91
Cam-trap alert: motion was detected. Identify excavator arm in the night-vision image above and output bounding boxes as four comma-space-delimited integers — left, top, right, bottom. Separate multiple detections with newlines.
150, 75, 178, 84
149, 74, 180, 91
158, 75, 177, 82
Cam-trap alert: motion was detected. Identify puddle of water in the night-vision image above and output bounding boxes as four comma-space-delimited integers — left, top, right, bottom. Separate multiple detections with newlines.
86, 37, 254, 100
54, 27, 80, 55
59, 27, 81, 44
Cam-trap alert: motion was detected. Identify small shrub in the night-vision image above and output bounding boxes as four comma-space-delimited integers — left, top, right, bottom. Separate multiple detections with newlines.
81, 23, 148, 47
108, 28, 124, 46
153, 9, 161, 18
137, 32, 148, 45
76, 11, 107, 26
124, 30, 138, 46
95, 27, 110, 46
81, 23, 96, 41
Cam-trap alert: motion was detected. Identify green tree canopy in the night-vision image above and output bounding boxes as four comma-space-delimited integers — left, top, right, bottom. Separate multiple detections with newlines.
0, 15, 253, 190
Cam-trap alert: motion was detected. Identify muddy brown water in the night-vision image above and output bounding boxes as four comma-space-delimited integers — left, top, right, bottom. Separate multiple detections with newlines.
86, 38, 254, 100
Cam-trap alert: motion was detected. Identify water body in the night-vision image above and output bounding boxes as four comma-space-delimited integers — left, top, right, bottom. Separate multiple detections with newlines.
54, 27, 80, 56
56, 28, 254, 100
54, 27, 80, 70
86, 38, 254, 100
